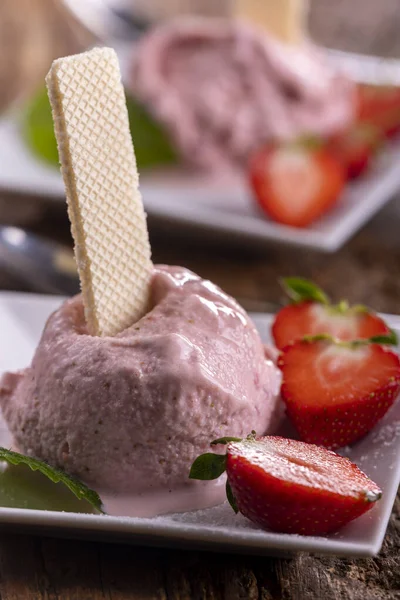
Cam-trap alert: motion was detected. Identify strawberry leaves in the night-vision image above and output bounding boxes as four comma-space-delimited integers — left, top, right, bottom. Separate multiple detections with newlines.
0, 448, 104, 513
210, 436, 242, 446
281, 277, 329, 305
189, 453, 227, 480
302, 332, 398, 347
190, 436, 258, 513
189, 447, 239, 513
190, 436, 247, 481
370, 330, 398, 346
226, 480, 238, 513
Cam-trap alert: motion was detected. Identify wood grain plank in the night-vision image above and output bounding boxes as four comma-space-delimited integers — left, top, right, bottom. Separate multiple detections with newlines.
99, 545, 167, 600
0, 534, 46, 599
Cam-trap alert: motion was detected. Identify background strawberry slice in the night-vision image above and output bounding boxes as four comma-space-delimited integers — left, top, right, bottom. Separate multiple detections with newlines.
272, 278, 392, 350
328, 123, 382, 180
279, 337, 400, 449
190, 435, 382, 536
249, 140, 345, 228
357, 83, 400, 138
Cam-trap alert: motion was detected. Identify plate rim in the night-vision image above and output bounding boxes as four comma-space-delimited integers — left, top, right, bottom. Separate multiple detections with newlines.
1, 114, 400, 253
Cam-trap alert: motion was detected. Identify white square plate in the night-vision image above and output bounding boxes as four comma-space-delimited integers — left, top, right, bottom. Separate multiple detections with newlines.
0, 292, 399, 557
1, 50, 400, 251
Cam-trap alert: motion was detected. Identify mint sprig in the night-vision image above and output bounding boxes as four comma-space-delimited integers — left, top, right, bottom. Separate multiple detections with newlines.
281, 277, 329, 305
0, 448, 104, 514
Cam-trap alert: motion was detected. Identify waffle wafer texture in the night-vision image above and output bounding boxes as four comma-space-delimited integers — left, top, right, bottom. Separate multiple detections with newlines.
46, 47, 153, 337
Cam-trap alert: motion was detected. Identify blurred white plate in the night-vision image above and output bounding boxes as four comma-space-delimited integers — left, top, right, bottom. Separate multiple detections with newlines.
0, 292, 399, 557
1, 49, 400, 251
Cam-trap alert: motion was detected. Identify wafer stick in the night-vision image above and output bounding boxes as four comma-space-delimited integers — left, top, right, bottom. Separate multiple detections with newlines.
46, 47, 153, 336
235, 0, 309, 45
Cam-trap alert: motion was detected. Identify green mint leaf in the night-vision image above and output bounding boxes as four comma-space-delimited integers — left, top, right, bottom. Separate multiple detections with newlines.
22, 87, 59, 166
189, 453, 226, 481
0, 448, 104, 514
281, 277, 329, 305
226, 480, 238, 514
126, 93, 178, 169
369, 330, 398, 346
210, 436, 242, 446
22, 87, 178, 170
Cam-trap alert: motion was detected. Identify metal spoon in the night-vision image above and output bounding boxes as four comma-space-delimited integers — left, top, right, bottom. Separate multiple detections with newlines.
0, 226, 79, 295
63, 0, 146, 44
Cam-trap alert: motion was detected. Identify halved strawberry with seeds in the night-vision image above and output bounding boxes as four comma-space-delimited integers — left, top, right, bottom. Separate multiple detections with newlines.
249, 139, 345, 228
190, 434, 382, 536
279, 336, 400, 449
272, 277, 393, 350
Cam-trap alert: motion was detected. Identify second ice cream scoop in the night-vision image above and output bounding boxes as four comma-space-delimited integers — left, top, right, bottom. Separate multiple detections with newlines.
131, 18, 356, 171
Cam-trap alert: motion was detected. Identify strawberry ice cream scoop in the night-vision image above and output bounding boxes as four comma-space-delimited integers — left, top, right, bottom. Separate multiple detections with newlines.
0, 266, 281, 495
131, 18, 356, 171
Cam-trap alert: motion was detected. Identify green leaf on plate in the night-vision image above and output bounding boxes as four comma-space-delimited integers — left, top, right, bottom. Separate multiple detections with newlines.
21, 87, 178, 170
189, 453, 227, 481
0, 448, 104, 513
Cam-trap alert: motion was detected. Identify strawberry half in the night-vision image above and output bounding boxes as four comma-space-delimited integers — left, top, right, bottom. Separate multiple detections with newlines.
279, 336, 400, 449
272, 277, 393, 350
328, 123, 382, 180
249, 139, 345, 228
357, 83, 400, 139
190, 434, 382, 536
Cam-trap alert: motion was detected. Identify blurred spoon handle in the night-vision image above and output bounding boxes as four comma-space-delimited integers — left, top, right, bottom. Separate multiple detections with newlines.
0, 226, 79, 296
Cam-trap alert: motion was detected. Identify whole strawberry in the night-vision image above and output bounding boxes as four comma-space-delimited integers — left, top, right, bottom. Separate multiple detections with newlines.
279, 335, 400, 449
190, 434, 381, 536
272, 277, 394, 350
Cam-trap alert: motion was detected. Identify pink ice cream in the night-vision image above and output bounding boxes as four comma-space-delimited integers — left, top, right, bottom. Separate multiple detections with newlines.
131, 18, 356, 171
0, 266, 280, 498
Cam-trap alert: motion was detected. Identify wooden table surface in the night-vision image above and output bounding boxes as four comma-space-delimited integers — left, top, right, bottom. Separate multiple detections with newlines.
0, 1, 399, 598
